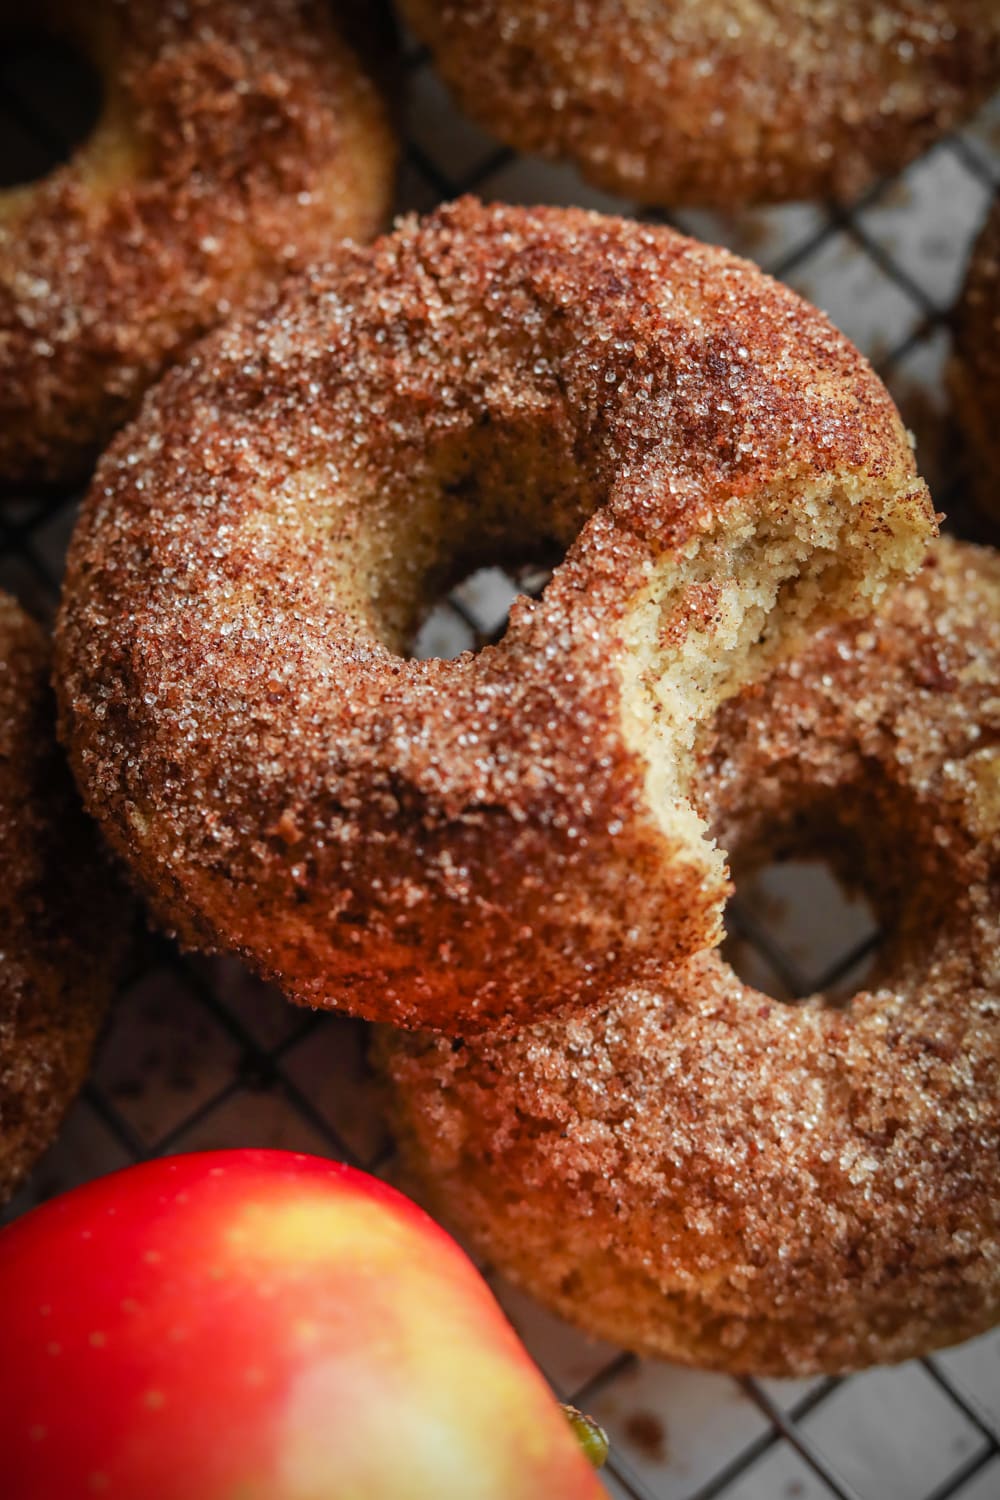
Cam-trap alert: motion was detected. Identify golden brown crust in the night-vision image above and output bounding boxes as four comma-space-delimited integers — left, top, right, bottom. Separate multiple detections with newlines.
55, 199, 933, 1034
402, 1, 1000, 207
0, 0, 397, 490
381, 538, 1000, 1376
952, 195, 1000, 525
0, 594, 127, 1203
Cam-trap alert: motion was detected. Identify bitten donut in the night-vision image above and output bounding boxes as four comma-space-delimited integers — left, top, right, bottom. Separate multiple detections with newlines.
402, 2, 1000, 208
952, 195, 1000, 524
0, 0, 396, 490
382, 539, 1000, 1376
56, 200, 934, 1034
1, 595, 127, 1203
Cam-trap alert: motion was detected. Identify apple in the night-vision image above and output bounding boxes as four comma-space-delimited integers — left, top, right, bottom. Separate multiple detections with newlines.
0, 1150, 605, 1499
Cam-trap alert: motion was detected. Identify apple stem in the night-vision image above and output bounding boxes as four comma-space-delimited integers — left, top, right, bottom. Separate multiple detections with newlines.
561, 1404, 609, 1469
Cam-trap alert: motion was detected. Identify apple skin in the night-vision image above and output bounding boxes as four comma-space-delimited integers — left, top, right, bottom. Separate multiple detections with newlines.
0, 1150, 604, 1500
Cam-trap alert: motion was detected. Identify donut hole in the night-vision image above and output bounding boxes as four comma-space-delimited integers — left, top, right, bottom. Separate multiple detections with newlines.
0, 33, 102, 189
724, 857, 880, 1005
344, 416, 587, 657
410, 560, 557, 661
715, 769, 962, 1009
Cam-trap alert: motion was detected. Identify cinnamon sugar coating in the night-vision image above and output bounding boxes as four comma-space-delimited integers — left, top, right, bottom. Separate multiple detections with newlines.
55, 200, 933, 1033
0, 595, 127, 1203
0, 0, 396, 490
402, 1, 1000, 208
952, 195, 1000, 525
381, 539, 1000, 1375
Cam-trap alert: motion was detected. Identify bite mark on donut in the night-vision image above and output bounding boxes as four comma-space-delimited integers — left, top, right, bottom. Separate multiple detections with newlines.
619, 468, 931, 898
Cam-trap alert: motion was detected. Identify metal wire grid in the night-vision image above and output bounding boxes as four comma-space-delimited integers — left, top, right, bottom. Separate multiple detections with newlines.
2, 26, 1000, 1500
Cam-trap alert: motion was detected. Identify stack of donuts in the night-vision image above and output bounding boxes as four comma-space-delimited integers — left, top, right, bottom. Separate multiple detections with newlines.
1, 0, 998, 1383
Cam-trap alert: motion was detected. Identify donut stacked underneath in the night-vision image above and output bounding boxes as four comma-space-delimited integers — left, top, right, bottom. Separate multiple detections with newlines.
381, 539, 1000, 1375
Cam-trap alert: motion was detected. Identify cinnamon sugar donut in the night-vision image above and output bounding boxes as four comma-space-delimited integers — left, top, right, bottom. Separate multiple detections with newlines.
402, 2, 1000, 208
381, 539, 1000, 1375
0, 0, 396, 490
952, 195, 1000, 524
1, 595, 127, 1203
55, 200, 934, 1034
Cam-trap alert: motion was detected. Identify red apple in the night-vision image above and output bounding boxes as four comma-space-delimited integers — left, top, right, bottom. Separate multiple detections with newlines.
0, 1150, 605, 1499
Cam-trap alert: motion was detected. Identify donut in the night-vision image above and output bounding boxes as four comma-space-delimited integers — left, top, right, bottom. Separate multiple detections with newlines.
0, 0, 396, 491
401, 2, 1000, 208
952, 195, 1000, 525
55, 200, 935, 1035
380, 538, 1000, 1376
1, 594, 127, 1204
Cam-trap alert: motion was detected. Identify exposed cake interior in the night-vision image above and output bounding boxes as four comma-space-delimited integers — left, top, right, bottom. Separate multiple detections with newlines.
620, 472, 931, 878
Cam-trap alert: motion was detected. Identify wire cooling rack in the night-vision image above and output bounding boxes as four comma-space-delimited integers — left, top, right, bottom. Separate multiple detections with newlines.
2, 25, 1000, 1500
